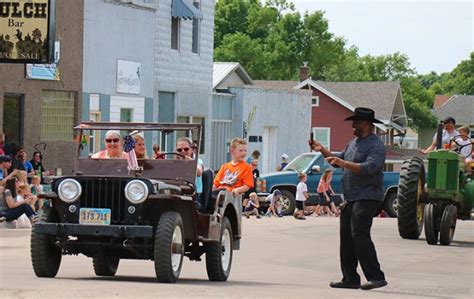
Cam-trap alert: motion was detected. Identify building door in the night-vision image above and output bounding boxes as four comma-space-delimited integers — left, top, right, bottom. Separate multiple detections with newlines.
158, 92, 175, 152
262, 127, 277, 174
2, 94, 24, 146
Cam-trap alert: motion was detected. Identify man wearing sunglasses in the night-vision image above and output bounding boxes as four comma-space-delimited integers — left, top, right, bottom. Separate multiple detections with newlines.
421, 116, 459, 154
91, 131, 128, 159
176, 137, 204, 210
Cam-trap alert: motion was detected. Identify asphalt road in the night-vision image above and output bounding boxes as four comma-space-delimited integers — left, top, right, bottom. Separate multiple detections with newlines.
1, 217, 473, 299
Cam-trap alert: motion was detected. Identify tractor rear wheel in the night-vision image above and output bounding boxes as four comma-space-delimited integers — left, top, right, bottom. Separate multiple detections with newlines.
397, 157, 425, 239
439, 204, 457, 246
424, 203, 439, 245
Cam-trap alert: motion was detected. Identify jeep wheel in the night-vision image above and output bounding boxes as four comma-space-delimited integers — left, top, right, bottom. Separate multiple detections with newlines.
439, 204, 457, 246
205, 217, 233, 281
424, 203, 439, 245
154, 211, 184, 283
93, 254, 120, 276
31, 209, 62, 278
279, 190, 295, 216
383, 192, 398, 218
397, 157, 425, 239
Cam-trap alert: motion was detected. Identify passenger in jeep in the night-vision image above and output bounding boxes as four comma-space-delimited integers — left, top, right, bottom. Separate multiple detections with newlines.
176, 137, 204, 209
91, 130, 128, 159
213, 138, 254, 196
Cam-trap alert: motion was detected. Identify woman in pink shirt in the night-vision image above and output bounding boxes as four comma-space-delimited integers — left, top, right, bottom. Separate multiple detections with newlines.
317, 169, 339, 216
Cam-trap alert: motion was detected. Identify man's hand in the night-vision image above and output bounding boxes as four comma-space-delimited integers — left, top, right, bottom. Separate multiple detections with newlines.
232, 189, 242, 196
309, 140, 324, 152
326, 156, 346, 168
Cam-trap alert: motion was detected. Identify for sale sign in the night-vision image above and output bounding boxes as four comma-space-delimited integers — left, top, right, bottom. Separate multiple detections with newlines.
0, 0, 55, 63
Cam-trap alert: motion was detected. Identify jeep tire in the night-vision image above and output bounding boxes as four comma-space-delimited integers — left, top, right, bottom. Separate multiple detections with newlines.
205, 217, 233, 281
397, 157, 425, 239
93, 254, 120, 276
31, 208, 62, 278
154, 211, 184, 283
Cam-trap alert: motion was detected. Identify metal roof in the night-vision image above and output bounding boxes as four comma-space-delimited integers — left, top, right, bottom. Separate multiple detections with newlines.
213, 62, 253, 90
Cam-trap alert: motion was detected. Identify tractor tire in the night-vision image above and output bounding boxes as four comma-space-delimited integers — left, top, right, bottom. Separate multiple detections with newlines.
439, 204, 457, 246
424, 203, 439, 245
383, 192, 398, 218
205, 217, 233, 281
93, 254, 120, 276
154, 211, 184, 283
397, 157, 426, 239
279, 190, 296, 216
31, 208, 62, 278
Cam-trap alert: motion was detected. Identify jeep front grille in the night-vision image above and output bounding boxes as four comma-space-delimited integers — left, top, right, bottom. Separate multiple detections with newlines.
79, 178, 128, 224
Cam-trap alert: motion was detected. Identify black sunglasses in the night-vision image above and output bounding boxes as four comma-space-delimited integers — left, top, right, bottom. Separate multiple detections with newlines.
105, 138, 120, 143
177, 147, 190, 153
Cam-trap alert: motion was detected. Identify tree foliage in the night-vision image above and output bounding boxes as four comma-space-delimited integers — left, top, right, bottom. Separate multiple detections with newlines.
214, 0, 472, 130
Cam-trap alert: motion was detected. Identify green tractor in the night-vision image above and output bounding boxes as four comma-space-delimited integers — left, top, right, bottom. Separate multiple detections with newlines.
397, 123, 474, 246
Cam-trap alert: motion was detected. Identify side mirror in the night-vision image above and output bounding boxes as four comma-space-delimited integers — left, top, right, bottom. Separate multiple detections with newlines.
311, 165, 321, 173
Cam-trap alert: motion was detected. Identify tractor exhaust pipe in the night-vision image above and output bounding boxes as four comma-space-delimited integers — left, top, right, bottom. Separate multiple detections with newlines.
436, 121, 444, 150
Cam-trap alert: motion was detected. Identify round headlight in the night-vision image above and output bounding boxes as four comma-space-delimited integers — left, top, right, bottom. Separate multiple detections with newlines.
58, 179, 82, 203
125, 180, 148, 204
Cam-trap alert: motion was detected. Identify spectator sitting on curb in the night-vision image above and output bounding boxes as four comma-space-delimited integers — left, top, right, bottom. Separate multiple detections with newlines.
243, 192, 261, 219
0, 179, 38, 225
264, 189, 283, 217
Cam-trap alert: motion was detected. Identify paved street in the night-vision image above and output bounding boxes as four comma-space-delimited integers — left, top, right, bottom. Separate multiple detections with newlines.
0, 217, 473, 299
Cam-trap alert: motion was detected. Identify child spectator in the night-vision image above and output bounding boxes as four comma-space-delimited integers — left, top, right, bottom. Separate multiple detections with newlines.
294, 172, 308, 220
213, 138, 254, 197
17, 183, 38, 212
243, 192, 261, 218
246, 150, 261, 165
0, 179, 37, 225
317, 169, 338, 216
455, 126, 472, 175
264, 189, 283, 217
30, 175, 44, 210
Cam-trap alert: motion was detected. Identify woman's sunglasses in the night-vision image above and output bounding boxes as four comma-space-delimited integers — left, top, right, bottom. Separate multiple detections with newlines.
176, 147, 190, 153
105, 138, 120, 143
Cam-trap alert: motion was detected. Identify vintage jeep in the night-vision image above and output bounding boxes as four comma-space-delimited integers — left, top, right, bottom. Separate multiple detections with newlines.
31, 122, 242, 283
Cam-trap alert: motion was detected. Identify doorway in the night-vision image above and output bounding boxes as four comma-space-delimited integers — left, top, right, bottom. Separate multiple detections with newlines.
2, 94, 24, 146
262, 127, 277, 174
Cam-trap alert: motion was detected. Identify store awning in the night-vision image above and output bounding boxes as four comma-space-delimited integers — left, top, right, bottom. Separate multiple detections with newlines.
172, 0, 203, 20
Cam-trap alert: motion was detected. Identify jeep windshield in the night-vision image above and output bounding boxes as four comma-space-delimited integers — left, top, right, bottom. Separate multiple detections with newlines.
283, 153, 320, 172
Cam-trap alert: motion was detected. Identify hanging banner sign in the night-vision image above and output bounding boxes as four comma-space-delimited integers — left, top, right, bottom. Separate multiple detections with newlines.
0, 0, 56, 63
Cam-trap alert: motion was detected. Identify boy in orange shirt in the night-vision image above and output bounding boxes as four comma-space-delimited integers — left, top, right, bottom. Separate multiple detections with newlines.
213, 138, 254, 196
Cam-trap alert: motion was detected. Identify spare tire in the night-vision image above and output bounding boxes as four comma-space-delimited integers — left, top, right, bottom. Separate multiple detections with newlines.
397, 157, 426, 239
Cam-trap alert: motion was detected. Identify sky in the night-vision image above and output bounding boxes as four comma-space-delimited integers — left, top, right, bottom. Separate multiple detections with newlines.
290, 0, 473, 74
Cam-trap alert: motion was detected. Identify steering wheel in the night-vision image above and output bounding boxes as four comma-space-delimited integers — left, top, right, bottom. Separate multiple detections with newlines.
450, 135, 474, 157
156, 152, 186, 160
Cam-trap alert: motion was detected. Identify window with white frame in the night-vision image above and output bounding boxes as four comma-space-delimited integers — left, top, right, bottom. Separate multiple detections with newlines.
312, 127, 330, 149
88, 111, 101, 155
311, 95, 319, 107
41, 91, 76, 141
192, 1, 201, 54
171, 17, 180, 50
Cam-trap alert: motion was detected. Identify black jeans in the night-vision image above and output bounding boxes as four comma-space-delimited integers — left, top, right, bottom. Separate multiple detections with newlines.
340, 200, 385, 284
5, 204, 36, 222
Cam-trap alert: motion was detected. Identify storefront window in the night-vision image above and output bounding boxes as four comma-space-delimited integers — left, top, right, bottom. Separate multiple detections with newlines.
41, 91, 76, 141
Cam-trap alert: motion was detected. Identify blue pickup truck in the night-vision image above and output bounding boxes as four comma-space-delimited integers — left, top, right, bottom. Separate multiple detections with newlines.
256, 152, 400, 217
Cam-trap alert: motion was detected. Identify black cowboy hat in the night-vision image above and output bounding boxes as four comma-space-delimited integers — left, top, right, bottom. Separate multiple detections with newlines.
344, 107, 383, 124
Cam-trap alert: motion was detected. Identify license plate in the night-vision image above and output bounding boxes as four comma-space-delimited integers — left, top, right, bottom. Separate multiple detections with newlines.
79, 208, 111, 225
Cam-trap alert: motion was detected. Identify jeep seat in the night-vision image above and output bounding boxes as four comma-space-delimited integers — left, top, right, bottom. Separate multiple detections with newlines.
201, 169, 214, 213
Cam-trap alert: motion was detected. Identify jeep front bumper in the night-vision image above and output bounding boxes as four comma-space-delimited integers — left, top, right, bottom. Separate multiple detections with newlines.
34, 223, 153, 238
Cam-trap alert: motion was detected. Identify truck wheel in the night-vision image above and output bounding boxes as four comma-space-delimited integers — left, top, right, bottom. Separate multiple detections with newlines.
397, 157, 425, 239
154, 211, 184, 283
439, 204, 457, 246
424, 203, 439, 245
93, 254, 120, 276
31, 209, 62, 278
279, 190, 295, 215
206, 217, 233, 281
383, 192, 398, 217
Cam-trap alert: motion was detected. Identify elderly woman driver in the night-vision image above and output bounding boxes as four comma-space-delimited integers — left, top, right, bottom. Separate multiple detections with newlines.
91, 130, 128, 159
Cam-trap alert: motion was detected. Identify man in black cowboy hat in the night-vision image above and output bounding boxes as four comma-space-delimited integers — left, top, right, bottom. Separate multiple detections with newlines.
309, 107, 387, 290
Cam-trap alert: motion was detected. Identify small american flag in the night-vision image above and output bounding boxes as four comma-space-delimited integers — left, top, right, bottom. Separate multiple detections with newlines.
123, 135, 139, 170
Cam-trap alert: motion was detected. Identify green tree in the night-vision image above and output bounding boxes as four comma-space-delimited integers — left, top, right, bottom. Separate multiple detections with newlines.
400, 77, 437, 130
